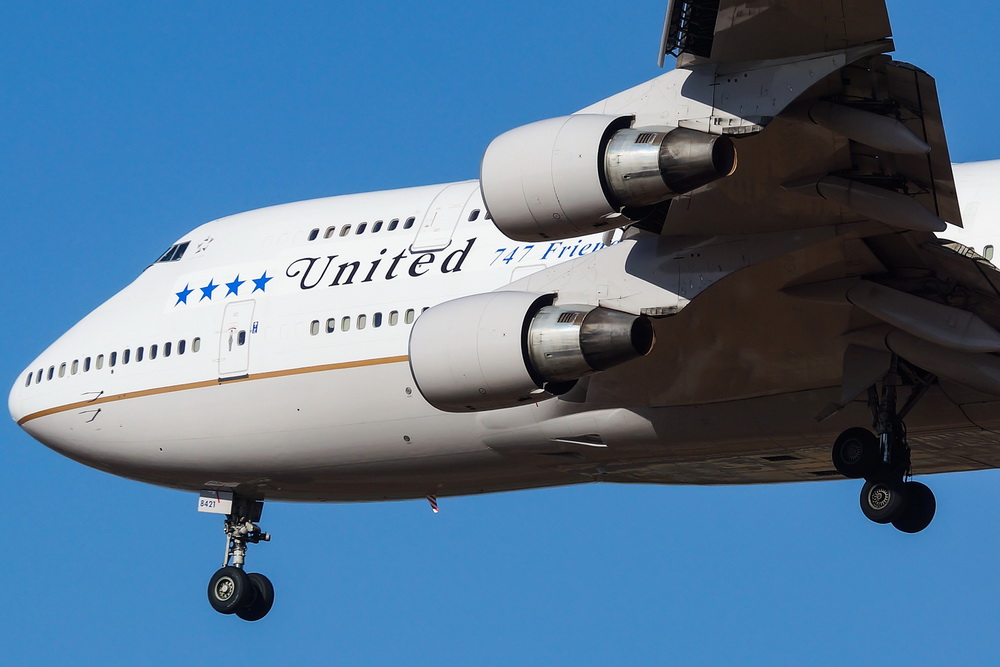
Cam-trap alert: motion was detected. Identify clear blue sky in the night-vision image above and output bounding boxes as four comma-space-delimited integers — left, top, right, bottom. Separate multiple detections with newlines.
3, 1, 1000, 664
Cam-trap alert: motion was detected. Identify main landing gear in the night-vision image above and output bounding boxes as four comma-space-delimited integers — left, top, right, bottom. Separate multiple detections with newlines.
206, 495, 274, 621
831, 354, 937, 533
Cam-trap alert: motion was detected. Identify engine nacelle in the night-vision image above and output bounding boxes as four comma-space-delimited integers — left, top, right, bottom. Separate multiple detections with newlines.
408, 291, 654, 412
480, 114, 736, 242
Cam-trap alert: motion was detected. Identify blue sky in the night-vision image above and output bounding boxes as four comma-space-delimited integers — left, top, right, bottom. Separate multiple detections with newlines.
3, 1, 1000, 664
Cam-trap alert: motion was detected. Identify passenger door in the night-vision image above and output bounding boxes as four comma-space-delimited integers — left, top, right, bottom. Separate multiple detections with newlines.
219, 300, 255, 380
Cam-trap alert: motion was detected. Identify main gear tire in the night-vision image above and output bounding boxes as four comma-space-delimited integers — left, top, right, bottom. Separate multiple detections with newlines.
832, 428, 879, 479
860, 478, 907, 524
891, 481, 936, 534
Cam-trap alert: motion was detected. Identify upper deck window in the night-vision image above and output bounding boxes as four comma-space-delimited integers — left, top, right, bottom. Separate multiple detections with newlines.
156, 241, 190, 263
308, 228, 320, 241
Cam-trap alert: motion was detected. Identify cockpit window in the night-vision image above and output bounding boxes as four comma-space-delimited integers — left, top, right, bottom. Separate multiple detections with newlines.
156, 241, 190, 263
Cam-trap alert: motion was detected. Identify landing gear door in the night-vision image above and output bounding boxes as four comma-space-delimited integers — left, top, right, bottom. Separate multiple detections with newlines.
219, 300, 255, 380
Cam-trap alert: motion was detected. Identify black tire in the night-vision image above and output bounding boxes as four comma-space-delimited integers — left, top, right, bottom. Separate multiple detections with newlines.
860, 478, 907, 524
208, 566, 254, 615
892, 481, 936, 534
832, 428, 879, 479
236, 573, 275, 622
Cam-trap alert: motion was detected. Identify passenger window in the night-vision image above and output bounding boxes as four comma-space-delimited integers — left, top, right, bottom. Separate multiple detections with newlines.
357, 314, 367, 330
324, 226, 336, 239
404, 309, 415, 324
308, 228, 319, 241
193, 337, 201, 353
310, 320, 320, 336
340, 225, 351, 237
372, 220, 383, 233
389, 310, 399, 326
373, 312, 382, 328
137, 347, 144, 362
468, 209, 480, 222
178, 340, 186, 355
110, 352, 118, 367
150, 344, 158, 360
35, 369, 42, 384
24, 373, 31, 387
123, 349, 131, 364
47, 366, 54, 381
84, 357, 91, 372
388, 219, 399, 231
403, 217, 416, 229
164, 342, 172, 357
71, 360, 79, 375
59, 363, 66, 378
357, 222, 367, 234
96, 355, 104, 370
986, 245, 995, 261
326, 318, 337, 333
341, 316, 351, 332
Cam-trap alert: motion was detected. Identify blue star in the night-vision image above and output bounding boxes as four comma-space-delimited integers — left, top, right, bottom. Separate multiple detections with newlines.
199, 279, 219, 301
225, 274, 245, 297
252, 271, 273, 293
175, 284, 194, 306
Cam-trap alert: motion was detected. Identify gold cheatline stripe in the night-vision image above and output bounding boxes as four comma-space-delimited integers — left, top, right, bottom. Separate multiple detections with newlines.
17, 355, 409, 426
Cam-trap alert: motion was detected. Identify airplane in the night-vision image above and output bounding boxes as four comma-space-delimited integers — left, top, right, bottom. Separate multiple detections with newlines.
9, 0, 1000, 622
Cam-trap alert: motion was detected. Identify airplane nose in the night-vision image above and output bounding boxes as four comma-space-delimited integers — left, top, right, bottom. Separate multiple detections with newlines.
8, 368, 30, 427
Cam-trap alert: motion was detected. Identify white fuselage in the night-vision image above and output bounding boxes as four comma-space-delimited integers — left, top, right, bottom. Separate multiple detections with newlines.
10, 162, 1000, 502
8, 180, 631, 500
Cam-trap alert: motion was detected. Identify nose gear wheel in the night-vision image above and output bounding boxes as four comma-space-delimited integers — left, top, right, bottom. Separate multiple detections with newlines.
205, 494, 275, 620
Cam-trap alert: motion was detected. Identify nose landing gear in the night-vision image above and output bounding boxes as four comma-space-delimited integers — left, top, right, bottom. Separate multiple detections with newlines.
204, 494, 274, 621
831, 354, 937, 533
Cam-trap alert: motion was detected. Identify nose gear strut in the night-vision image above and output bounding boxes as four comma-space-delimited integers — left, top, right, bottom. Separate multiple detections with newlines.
205, 494, 275, 621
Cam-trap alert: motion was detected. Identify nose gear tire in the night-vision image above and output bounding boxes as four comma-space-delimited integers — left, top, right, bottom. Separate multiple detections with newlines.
208, 566, 254, 614
236, 572, 275, 621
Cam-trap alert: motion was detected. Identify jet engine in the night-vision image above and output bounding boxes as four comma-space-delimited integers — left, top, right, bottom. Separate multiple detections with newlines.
480, 114, 737, 242
408, 291, 654, 412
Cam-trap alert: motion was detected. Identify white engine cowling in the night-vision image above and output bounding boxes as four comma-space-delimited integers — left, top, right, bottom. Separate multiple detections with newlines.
480, 114, 736, 242
408, 291, 654, 412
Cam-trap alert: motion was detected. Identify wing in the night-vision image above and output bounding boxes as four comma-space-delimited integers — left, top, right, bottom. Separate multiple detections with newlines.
659, 0, 891, 66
